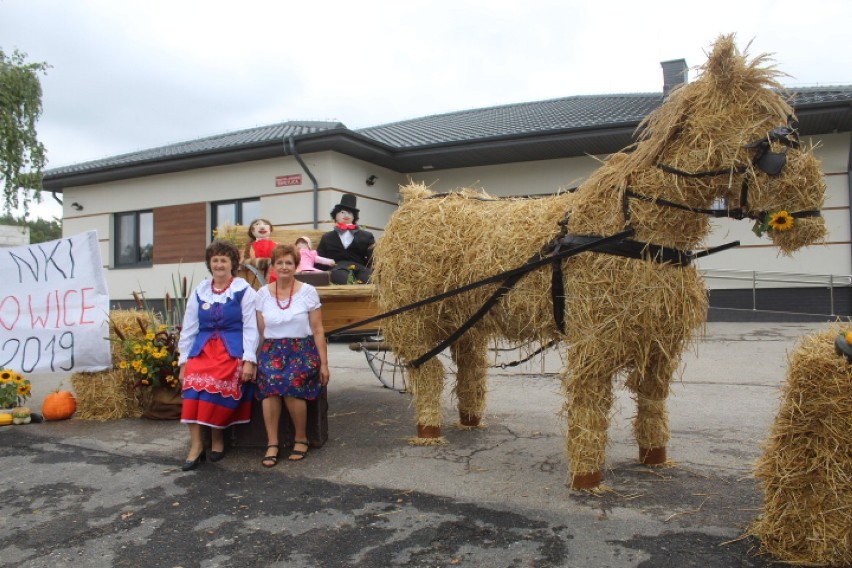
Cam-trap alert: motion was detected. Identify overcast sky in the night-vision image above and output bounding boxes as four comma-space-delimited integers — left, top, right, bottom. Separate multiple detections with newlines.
2, 0, 850, 219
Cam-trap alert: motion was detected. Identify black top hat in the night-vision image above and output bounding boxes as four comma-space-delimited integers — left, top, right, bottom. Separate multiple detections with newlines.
330, 193, 360, 221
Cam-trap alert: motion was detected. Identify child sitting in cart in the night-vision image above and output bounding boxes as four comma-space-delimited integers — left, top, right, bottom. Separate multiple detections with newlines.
295, 236, 335, 273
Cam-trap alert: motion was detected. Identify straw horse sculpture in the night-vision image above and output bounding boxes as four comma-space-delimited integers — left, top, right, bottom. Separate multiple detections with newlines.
372, 36, 827, 489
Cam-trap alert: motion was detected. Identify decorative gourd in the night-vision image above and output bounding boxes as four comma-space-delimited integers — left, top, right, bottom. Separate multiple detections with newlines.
42, 390, 76, 421
12, 408, 31, 424
0, 413, 12, 426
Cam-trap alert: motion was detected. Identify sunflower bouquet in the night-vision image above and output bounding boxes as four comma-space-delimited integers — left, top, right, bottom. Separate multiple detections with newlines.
112, 320, 181, 391
119, 326, 180, 390
108, 277, 190, 391
0, 369, 32, 409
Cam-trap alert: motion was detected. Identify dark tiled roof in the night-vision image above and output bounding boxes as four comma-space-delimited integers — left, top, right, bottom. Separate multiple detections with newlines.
45, 121, 345, 177
42, 87, 852, 188
357, 94, 662, 148
786, 86, 852, 105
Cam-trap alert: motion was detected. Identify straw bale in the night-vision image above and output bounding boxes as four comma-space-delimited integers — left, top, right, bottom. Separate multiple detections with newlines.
212, 224, 249, 253
70, 369, 144, 420
73, 309, 158, 420
750, 326, 852, 566
109, 310, 156, 362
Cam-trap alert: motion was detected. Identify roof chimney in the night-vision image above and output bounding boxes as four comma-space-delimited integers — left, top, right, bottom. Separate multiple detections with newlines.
660, 58, 688, 95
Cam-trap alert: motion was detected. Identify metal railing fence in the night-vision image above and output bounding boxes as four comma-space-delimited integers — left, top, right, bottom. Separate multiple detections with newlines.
699, 268, 852, 318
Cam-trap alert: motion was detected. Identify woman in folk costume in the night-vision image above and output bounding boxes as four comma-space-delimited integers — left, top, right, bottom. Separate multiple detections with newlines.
316, 193, 375, 284
177, 240, 259, 471
244, 218, 278, 283
295, 236, 335, 273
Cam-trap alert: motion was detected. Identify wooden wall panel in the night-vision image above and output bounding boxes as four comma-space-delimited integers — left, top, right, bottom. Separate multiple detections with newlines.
153, 203, 207, 264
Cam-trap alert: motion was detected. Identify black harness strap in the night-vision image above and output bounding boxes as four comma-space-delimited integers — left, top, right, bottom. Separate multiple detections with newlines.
559, 234, 741, 265
329, 227, 740, 368
551, 254, 566, 333
327, 229, 634, 336
498, 339, 560, 369
625, 188, 748, 220
656, 163, 748, 179
560, 235, 695, 267
624, 188, 821, 222
418, 225, 730, 369
409, 259, 534, 368
407, 229, 636, 368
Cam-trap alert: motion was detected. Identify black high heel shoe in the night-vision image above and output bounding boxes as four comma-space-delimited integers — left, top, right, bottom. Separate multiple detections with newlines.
181, 451, 207, 471
208, 448, 226, 463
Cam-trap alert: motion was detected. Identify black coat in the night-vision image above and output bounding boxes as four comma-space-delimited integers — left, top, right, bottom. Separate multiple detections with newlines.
316, 229, 375, 267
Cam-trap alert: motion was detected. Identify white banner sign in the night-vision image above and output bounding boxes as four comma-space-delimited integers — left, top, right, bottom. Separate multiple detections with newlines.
0, 230, 112, 373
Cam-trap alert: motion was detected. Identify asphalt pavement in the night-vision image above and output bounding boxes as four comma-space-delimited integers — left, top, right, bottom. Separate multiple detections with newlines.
0, 321, 830, 567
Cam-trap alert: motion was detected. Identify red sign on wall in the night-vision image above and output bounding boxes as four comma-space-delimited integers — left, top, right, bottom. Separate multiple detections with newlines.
275, 174, 302, 187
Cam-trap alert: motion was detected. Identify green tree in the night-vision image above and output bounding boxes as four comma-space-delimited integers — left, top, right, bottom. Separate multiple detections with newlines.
0, 213, 61, 244
0, 49, 49, 216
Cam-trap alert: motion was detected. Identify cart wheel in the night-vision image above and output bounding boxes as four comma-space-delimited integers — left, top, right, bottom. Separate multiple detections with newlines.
349, 341, 408, 393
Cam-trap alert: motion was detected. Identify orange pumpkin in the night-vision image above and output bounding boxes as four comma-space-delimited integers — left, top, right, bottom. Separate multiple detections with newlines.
42, 390, 77, 421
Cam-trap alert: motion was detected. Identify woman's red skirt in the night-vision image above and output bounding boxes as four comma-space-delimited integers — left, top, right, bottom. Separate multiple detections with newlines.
180, 337, 253, 429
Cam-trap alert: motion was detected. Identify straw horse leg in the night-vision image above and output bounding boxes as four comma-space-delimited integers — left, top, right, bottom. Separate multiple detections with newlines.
450, 331, 489, 427
408, 356, 447, 440
383, 315, 449, 442
626, 349, 679, 465
563, 343, 618, 489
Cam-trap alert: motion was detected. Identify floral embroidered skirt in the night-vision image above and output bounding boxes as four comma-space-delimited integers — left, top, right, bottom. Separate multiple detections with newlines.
181, 337, 253, 429
256, 337, 321, 400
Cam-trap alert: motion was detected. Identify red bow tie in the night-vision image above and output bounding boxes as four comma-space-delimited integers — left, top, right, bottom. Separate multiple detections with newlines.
337, 223, 357, 230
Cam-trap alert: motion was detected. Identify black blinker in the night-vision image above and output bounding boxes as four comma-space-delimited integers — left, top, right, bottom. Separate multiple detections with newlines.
754, 150, 788, 176
744, 119, 800, 174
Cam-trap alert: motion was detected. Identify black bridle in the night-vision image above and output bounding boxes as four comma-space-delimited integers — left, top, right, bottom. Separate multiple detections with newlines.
639, 119, 821, 223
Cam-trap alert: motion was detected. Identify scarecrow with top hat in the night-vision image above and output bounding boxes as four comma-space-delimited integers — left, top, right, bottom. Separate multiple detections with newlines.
317, 193, 375, 284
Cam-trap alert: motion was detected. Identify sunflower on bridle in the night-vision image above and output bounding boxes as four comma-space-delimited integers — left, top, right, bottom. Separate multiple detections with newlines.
752, 210, 795, 237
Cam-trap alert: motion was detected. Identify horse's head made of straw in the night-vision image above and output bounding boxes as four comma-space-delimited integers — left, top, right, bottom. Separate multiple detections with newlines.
631, 33, 827, 255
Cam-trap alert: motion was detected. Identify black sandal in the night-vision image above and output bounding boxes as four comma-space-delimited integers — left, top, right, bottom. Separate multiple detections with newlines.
289, 440, 309, 461
262, 444, 279, 468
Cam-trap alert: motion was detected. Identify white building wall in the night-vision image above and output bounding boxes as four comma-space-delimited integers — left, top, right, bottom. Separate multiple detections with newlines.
320, 152, 405, 231
258, 152, 404, 232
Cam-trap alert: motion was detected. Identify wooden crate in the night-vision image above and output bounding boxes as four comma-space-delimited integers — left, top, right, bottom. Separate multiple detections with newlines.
318, 284, 379, 335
